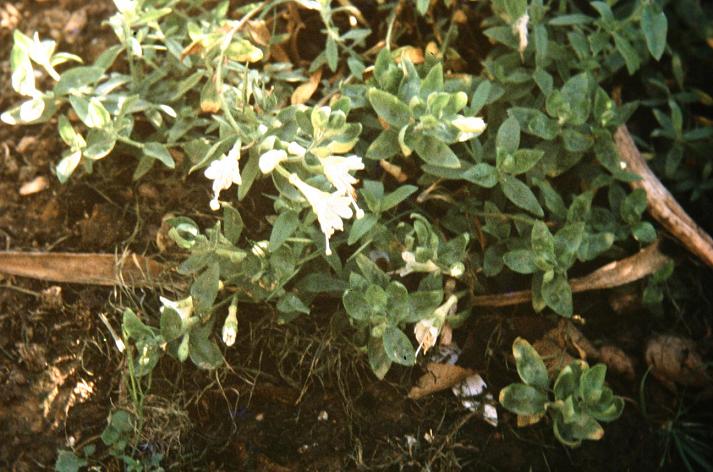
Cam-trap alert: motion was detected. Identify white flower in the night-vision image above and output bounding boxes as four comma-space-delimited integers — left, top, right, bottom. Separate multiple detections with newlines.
414, 295, 458, 356
513, 14, 529, 58
159, 296, 194, 320
289, 173, 354, 255
398, 251, 440, 277
259, 149, 287, 174
320, 154, 365, 218
452, 116, 487, 142
414, 318, 440, 355
287, 141, 306, 157
251, 240, 269, 258
221, 304, 238, 347
204, 143, 241, 211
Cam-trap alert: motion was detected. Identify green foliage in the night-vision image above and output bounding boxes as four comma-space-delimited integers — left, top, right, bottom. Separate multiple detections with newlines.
499, 338, 624, 447
2, 0, 696, 384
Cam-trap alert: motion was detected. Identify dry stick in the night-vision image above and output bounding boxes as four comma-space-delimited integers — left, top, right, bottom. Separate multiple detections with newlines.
614, 125, 713, 267
0, 252, 167, 287
472, 242, 670, 307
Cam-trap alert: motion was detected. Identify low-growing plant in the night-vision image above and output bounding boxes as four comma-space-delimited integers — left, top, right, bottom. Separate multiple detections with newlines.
5, 0, 711, 465
499, 337, 625, 447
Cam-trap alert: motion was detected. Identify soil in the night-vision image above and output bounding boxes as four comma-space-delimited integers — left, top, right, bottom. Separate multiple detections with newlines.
0, 1, 710, 471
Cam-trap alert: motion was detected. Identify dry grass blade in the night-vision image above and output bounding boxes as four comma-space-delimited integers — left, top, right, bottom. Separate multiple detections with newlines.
615, 125, 713, 266
0, 251, 168, 287
472, 242, 670, 307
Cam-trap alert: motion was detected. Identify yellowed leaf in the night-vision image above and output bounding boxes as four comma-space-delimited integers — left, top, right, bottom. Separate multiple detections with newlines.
379, 160, 408, 183
291, 69, 322, 105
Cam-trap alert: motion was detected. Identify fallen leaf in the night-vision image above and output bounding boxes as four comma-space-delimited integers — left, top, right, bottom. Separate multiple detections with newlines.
380, 159, 408, 183
19, 176, 49, 196
291, 69, 322, 105
408, 362, 474, 400
599, 345, 635, 380
246, 20, 271, 46
645, 335, 711, 390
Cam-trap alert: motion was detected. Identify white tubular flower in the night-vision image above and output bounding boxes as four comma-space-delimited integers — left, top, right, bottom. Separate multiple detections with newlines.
398, 251, 440, 277
221, 304, 238, 347
288, 173, 353, 256
414, 295, 458, 356
320, 154, 365, 218
287, 141, 306, 157
259, 149, 287, 174
159, 296, 194, 320
414, 318, 440, 355
452, 115, 487, 142
204, 144, 241, 211
513, 14, 529, 58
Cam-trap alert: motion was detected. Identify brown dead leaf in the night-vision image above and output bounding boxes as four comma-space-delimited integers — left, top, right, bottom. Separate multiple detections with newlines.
245, 20, 271, 46
395, 46, 424, 64
19, 176, 49, 196
599, 345, 635, 380
645, 335, 711, 390
380, 159, 408, 183
291, 69, 322, 105
63, 8, 87, 44
408, 363, 474, 400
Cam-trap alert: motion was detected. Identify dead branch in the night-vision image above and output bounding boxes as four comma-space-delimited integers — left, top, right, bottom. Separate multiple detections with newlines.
472, 242, 670, 307
615, 125, 713, 267
0, 251, 168, 287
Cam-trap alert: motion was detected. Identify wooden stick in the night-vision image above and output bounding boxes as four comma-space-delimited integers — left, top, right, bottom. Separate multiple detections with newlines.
472, 242, 670, 307
0, 252, 167, 287
615, 125, 713, 267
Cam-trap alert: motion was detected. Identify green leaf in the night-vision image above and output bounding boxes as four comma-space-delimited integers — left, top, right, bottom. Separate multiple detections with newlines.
368, 88, 411, 128
554, 222, 585, 269
191, 263, 220, 313
498, 383, 547, 416
413, 135, 461, 168
503, 249, 538, 274
463, 163, 498, 188
343, 289, 371, 321
497, 116, 520, 154
512, 337, 549, 389
382, 185, 418, 211
277, 292, 310, 315
143, 142, 175, 168
122, 308, 153, 339
348, 213, 378, 244
269, 210, 299, 251
501, 175, 544, 217
223, 205, 244, 244
325, 36, 338, 72
420, 63, 443, 98
382, 326, 415, 366
553, 362, 582, 400
502, 149, 544, 175
189, 327, 223, 369
55, 450, 88, 472
365, 128, 400, 160
56, 150, 82, 183
368, 336, 391, 379
84, 129, 116, 160
613, 33, 641, 75
470, 80, 492, 114
632, 221, 656, 243
355, 253, 389, 286
54, 66, 104, 95
160, 308, 184, 342
542, 272, 572, 317
620, 188, 648, 224
641, 5, 667, 61
416, 0, 429, 15
579, 364, 607, 404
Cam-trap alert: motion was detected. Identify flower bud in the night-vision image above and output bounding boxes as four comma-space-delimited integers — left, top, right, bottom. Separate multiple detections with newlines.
222, 303, 238, 347
287, 141, 306, 157
259, 149, 287, 174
